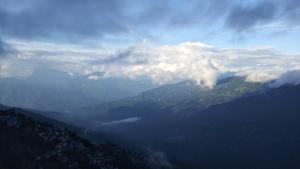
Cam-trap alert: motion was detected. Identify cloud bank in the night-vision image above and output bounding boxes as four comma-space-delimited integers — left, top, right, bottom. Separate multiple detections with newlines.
1, 40, 300, 88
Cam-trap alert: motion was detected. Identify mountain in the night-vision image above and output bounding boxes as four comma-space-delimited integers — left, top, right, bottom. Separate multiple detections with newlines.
81, 76, 264, 127
0, 109, 137, 169
164, 84, 300, 169
0, 105, 174, 169
0, 69, 156, 112
94, 84, 300, 169
4, 74, 300, 169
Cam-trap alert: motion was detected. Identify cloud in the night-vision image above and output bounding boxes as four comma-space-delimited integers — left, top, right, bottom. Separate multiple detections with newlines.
271, 70, 300, 87
225, 0, 300, 32
0, 0, 300, 43
282, 0, 300, 24
135, 0, 230, 27
0, 58, 33, 78
0, 0, 129, 41
101, 117, 142, 126
0, 39, 35, 77
226, 1, 278, 32
1, 0, 228, 42
1, 1, 300, 89
0, 37, 9, 57
145, 149, 173, 169
2, 40, 300, 88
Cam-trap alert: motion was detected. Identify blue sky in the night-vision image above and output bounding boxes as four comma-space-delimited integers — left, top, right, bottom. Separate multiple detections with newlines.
0, 0, 300, 87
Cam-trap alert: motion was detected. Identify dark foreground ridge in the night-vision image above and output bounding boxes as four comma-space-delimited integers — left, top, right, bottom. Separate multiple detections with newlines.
0, 108, 140, 169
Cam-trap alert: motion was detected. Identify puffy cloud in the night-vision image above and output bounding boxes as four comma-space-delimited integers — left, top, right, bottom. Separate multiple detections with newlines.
2, 40, 300, 89
271, 70, 300, 87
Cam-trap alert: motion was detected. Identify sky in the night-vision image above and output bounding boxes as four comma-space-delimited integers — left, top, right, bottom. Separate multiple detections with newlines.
0, 0, 300, 88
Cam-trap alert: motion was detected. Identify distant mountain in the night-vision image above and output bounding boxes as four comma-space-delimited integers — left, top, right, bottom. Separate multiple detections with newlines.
0, 69, 156, 112
95, 84, 300, 169
82, 76, 265, 125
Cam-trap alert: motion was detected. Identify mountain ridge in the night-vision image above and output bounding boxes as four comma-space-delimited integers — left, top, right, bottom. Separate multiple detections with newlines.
97, 84, 300, 169
80, 76, 265, 127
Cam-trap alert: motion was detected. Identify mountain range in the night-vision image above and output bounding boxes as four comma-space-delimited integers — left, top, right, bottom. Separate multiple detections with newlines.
1, 75, 300, 169
80, 76, 265, 127
78, 78, 300, 169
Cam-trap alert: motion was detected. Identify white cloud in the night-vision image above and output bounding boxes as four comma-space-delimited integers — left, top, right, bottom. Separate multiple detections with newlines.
1, 40, 300, 88
0, 57, 33, 78
271, 70, 300, 87
101, 117, 142, 126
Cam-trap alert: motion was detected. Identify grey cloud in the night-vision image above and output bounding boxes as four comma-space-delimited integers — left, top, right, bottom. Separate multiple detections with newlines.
1, 0, 300, 42
134, 0, 288, 32
92, 47, 148, 65
104, 48, 135, 64
136, 0, 231, 28
132, 1, 171, 26
271, 70, 300, 88
0, 37, 10, 57
0, 0, 239, 41
225, 0, 300, 32
110, 48, 149, 65
170, 0, 231, 26
0, 0, 129, 41
282, 0, 300, 25
284, 0, 300, 11
226, 1, 278, 32
0, 38, 5, 55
